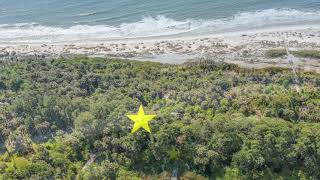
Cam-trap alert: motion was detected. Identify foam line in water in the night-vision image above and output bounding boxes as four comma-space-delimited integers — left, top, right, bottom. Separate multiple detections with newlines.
0, 8, 319, 43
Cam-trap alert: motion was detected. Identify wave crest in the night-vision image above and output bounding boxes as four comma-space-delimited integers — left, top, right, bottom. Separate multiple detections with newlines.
0, 9, 320, 43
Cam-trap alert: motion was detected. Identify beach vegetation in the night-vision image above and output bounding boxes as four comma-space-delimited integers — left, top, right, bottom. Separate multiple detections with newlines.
292, 50, 320, 59
265, 49, 320, 59
0, 57, 319, 179
265, 49, 287, 58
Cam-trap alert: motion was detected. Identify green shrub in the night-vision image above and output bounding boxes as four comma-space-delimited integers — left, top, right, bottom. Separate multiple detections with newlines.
265, 49, 287, 58
292, 50, 320, 59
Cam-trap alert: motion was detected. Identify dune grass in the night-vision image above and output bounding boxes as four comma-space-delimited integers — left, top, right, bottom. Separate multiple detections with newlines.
265, 49, 287, 58
292, 50, 320, 59
266, 49, 320, 59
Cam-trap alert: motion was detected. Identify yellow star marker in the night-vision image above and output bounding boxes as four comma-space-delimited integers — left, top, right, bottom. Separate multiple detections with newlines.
127, 105, 156, 133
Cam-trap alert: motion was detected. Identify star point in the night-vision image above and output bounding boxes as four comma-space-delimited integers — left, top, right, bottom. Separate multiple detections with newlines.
127, 105, 156, 133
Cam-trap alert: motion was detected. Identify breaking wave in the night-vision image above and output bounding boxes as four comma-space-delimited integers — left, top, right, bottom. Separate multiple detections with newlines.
0, 9, 320, 43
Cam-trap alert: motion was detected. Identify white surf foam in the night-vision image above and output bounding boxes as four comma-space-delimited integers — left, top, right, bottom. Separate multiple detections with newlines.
0, 9, 319, 43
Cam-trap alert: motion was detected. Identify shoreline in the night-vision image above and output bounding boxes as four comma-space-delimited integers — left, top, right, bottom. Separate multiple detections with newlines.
1, 24, 320, 73
2, 23, 320, 44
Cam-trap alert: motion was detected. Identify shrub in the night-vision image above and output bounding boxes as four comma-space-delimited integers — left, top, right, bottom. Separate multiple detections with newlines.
265, 49, 287, 58
292, 50, 320, 59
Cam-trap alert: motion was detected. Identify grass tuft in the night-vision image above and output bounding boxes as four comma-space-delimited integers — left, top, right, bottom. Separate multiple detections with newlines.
265, 49, 287, 58
265, 49, 320, 59
292, 50, 320, 59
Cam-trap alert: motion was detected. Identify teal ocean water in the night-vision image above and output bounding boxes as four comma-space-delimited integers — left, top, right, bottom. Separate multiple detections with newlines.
0, 0, 320, 42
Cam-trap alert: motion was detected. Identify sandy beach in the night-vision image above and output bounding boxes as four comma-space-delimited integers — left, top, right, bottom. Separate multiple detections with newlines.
1, 25, 320, 72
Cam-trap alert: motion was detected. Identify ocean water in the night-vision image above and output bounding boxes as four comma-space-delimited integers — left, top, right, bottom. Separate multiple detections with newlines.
0, 0, 320, 42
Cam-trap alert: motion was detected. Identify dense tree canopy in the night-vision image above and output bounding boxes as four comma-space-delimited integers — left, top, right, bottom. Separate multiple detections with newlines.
0, 57, 319, 179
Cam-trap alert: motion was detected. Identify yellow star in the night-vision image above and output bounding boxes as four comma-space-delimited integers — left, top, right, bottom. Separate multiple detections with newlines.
127, 105, 156, 133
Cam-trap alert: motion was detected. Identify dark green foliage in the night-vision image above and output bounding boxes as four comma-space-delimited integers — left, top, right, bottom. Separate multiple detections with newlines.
0, 57, 319, 179
265, 49, 320, 59
265, 49, 287, 58
292, 50, 320, 59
